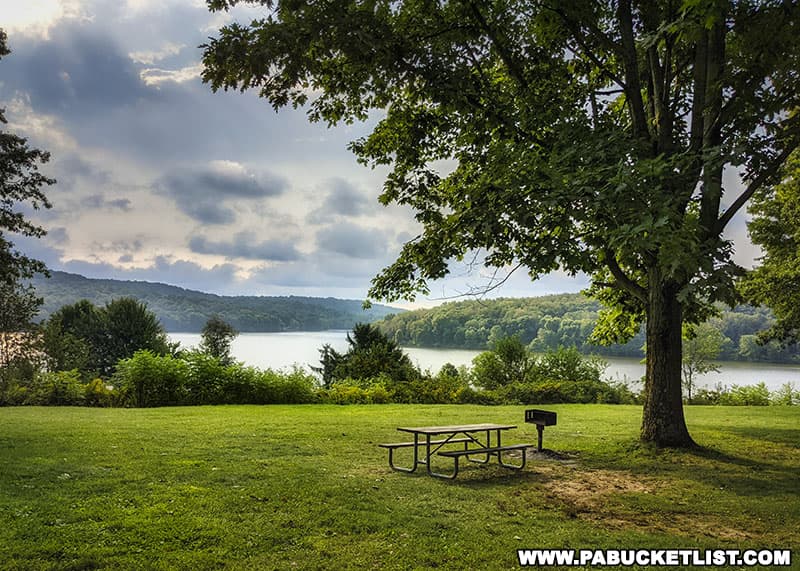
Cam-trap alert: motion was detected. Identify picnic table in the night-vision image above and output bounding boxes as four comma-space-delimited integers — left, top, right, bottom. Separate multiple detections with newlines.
379, 423, 536, 479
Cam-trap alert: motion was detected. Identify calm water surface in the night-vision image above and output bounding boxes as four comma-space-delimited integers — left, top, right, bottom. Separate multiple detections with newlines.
169, 331, 800, 391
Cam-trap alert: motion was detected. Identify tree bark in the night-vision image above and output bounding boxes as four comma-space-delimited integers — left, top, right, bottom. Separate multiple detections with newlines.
641, 272, 696, 447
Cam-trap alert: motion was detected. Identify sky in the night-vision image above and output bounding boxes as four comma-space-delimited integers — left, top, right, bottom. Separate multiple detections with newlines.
0, 0, 761, 308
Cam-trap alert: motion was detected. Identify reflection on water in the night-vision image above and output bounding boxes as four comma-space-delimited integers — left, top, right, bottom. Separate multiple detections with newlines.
168, 331, 800, 391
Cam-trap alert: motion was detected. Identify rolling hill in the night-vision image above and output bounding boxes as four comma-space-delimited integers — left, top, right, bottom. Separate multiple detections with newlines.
31, 271, 401, 332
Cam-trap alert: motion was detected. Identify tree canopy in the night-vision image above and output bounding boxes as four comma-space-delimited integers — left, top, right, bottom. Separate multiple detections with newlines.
200, 315, 239, 365
742, 150, 800, 345
43, 298, 172, 378
203, 1, 800, 446
0, 31, 53, 287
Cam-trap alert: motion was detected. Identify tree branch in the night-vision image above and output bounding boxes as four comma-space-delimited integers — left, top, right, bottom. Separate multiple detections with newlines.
716, 143, 799, 233
465, 1, 530, 92
604, 248, 647, 303
617, 0, 649, 141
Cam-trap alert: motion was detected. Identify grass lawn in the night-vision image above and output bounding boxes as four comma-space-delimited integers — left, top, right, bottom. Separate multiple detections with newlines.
0, 404, 798, 570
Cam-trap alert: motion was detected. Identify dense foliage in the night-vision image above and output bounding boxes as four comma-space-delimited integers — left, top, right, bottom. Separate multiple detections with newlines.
41, 298, 172, 378
31, 271, 400, 332
377, 295, 800, 363
0, 31, 54, 290
312, 323, 418, 387
742, 150, 800, 345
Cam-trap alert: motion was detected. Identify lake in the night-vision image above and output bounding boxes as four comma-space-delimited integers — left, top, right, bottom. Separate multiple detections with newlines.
168, 330, 800, 391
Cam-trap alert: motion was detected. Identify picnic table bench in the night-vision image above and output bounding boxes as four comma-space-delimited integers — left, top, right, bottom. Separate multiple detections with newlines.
379, 423, 536, 479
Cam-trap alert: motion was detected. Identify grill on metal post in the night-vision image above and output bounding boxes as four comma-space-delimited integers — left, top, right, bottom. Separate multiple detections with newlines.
524, 409, 557, 451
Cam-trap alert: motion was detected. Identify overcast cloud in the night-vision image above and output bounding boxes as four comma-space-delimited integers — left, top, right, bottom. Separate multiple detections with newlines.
0, 1, 760, 307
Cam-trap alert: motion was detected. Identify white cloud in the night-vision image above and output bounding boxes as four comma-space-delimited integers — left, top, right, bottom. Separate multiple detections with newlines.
129, 41, 185, 64
2, 0, 88, 39
139, 63, 203, 85
4, 96, 78, 152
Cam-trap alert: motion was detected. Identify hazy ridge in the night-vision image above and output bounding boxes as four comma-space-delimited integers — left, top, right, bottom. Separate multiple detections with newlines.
32, 271, 401, 333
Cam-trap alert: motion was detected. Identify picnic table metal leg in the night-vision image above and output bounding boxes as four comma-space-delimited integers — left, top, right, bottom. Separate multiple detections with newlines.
386, 434, 420, 473
467, 430, 491, 464
494, 430, 527, 470
426, 434, 460, 479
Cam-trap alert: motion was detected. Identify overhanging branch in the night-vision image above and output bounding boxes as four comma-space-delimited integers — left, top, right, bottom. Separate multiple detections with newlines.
715, 143, 799, 234
604, 249, 647, 303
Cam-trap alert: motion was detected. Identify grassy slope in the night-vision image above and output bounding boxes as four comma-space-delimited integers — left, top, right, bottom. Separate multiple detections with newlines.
0, 405, 797, 570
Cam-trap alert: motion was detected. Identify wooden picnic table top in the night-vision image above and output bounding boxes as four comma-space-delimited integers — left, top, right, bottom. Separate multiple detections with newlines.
396, 423, 517, 435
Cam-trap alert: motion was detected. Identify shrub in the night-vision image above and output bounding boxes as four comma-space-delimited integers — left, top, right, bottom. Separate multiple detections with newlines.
26, 370, 85, 406
84, 378, 115, 407
222, 364, 262, 404
321, 384, 373, 404
770, 382, 798, 406
718, 383, 771, 406
534, 347, 607, 383
113, 350, 188, 407
183, 351, 228, 405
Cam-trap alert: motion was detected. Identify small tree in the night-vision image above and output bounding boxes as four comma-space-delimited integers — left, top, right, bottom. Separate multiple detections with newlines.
312, 343, 342, 389
320, 323, 417, 385
471, 335, 532, 390
199, 315, 239, 365
681, 323, 726, 402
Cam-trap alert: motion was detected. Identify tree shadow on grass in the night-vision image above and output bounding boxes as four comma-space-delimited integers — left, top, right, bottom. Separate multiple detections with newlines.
721, 426, 800, 448
631, 444, 800, 499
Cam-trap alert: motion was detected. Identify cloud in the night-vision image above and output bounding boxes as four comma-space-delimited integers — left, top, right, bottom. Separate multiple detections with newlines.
189, 232, 301, 262
316, 225, 390, 259
307, 178, 374, 223
2, 23, 157, 117
80, 194, 133, 211
156, 160, 289, 224
128, 41, 185, 65
140, 63, 203, 86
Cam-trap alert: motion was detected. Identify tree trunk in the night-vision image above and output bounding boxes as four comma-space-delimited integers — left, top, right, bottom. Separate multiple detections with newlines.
641, 274, 696, 447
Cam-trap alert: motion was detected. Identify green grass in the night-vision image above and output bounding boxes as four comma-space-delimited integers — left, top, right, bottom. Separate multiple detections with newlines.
0, 405, 798, 570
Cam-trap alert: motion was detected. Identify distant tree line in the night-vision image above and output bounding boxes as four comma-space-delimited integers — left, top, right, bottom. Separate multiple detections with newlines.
31, 271, 399, 332
377, 295, 800, 363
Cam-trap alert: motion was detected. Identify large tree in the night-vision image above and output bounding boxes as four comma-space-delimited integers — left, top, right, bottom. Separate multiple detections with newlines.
1, 30, 53, 288
0, 30, 54, 380
43, 298, 171, 378
202, 1, 800, 446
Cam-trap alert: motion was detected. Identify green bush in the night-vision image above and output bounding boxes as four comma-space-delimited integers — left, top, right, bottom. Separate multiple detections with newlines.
321, 384, 373, 404
113, 350, 188, 407
84, 378, 115, 407
770, 382, 799, 406
718, 383, 771, 406
183, 351, 228, 405
534, 347, 607, 383
26, 370, 86, 406
273, 367, 318, 404
690, 385, 725, 405
221, 364, 262, 404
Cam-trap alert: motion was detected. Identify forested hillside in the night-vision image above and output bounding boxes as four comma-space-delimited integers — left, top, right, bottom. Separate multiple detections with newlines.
31, 271, 400, 332
377, 295, 800, 363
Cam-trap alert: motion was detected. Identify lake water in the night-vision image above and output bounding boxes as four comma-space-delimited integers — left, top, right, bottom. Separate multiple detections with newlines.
168, 330, 800, 391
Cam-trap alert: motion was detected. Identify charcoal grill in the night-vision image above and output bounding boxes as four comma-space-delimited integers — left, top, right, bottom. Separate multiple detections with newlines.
524, 409, 557, 451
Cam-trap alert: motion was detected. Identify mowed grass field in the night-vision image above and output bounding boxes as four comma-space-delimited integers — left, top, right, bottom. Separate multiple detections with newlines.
0, 404, 797, 570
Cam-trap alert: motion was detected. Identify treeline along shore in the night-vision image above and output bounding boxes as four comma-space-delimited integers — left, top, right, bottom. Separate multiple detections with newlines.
30, 271, 799, 364
375, 295, 800, 364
